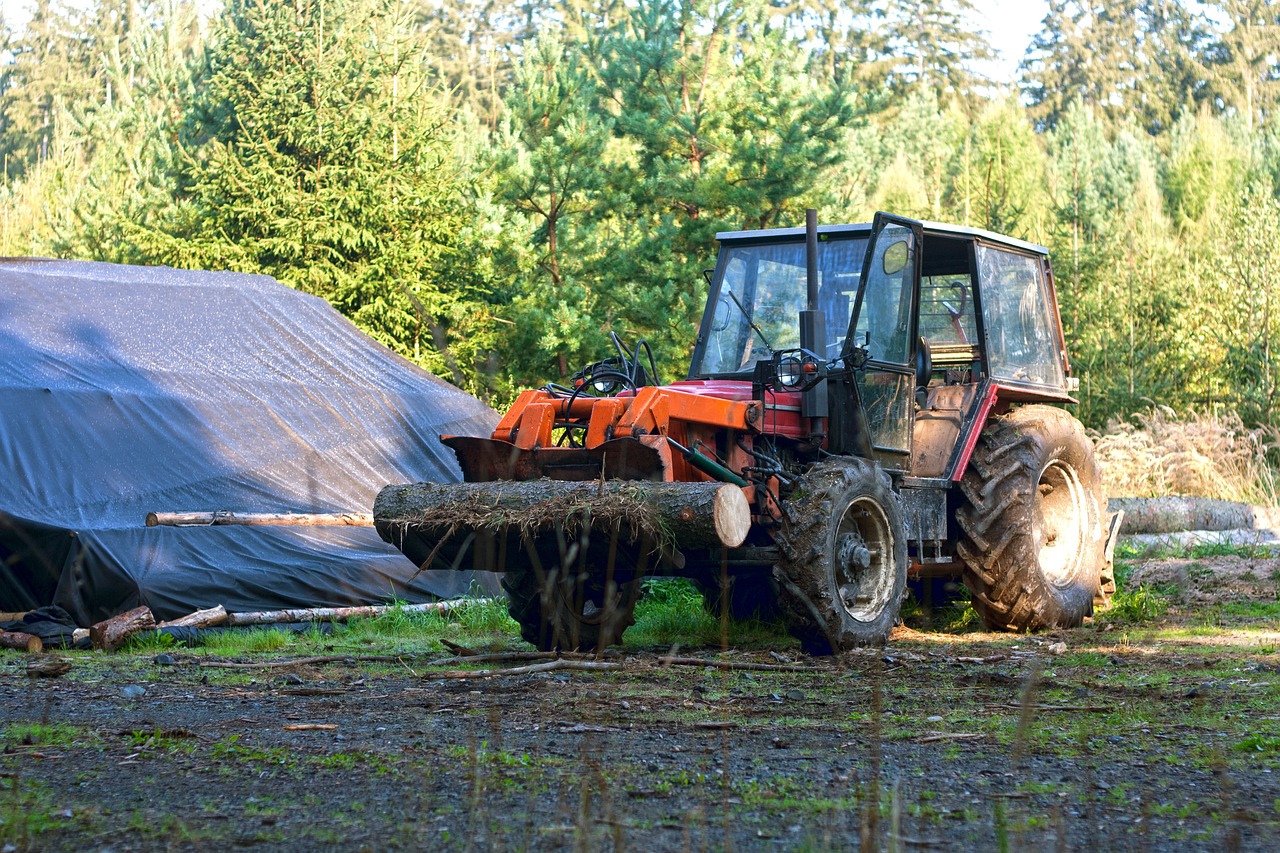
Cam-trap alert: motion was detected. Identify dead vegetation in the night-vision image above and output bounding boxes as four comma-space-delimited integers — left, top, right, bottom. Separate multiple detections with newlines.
1093, 405, 1280, 503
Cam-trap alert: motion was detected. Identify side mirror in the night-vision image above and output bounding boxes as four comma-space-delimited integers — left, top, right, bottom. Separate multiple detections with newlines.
882, 240, 909, 275
711, 296, 731, 332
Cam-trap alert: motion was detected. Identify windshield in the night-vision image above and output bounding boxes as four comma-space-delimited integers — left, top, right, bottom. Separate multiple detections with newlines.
693, 237, 869, 375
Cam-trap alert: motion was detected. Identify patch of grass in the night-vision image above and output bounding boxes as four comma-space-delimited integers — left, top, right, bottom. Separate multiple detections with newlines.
1219, 601, 1280, 620
1235, 734, 1280, 754
123, 630, 179, 653
625, 578, 793, 649
1102, 584, 1170, 624
0, 775, 73, 847
1093, 406, 1280, 504
2, 722, 94, 748
199, 627, 295, 655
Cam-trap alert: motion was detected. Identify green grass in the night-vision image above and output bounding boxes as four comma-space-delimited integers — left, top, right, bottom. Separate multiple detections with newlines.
625, 578, 793, 649
0, 775, 73, 848
1115, 539, 1280, 563
1103, 584, 1171, 624
198, 627, 295, 654
2, 722, 95, 748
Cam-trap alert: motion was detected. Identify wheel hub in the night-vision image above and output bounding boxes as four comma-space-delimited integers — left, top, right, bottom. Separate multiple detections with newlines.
1036, 460, 1089, 587
833, 499, 895, 622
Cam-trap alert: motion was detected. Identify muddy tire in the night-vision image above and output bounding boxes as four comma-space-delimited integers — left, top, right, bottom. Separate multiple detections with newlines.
772, 458, 907, 654
956, 404, 1107, 631
502, 540, 641, 652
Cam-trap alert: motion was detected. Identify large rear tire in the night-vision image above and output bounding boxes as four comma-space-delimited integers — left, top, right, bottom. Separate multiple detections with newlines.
956, 405, 1107, 631
502, 534, 641, 652
772, 458, 908, 654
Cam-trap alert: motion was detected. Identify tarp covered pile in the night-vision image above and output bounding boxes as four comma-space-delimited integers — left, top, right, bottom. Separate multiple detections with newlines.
0, 259, 499, 624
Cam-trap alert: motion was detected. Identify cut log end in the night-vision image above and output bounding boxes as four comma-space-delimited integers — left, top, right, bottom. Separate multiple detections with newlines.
712, 485, 751, 548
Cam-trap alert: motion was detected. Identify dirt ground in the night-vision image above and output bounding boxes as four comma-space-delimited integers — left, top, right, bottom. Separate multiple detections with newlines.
3, 555, 1280, 852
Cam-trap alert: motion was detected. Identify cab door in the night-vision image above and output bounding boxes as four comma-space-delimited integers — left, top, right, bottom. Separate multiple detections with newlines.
845, 212, 922, 470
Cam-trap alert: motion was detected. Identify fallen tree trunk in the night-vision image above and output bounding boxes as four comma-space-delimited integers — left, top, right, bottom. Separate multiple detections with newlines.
1121, 529, 1280, 549
224, 599, 480, 627
1110, 497, 1280, 535
146, 511, 374, 527
375, 480, 751, 551
90, 606, 156, 651
0, 632, 43, 653
157, 605, 228, 629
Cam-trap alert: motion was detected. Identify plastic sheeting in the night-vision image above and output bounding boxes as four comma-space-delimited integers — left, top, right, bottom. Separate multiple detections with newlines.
0, 259, 500, 624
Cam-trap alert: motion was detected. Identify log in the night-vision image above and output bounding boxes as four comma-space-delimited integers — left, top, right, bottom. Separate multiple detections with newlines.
146, 511, 374, 528
89, 606, 156, 652
157, 605, 228, 629
0, 611, 31, 623
224, 599, 478, 627
1110, 497, 1280, 535
375, 479, 752, 551
0, 632, 43, 653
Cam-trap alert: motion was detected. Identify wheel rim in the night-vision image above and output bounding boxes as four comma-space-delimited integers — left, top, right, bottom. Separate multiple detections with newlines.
833, 497, 897, 622
1035, 459, 1089, 587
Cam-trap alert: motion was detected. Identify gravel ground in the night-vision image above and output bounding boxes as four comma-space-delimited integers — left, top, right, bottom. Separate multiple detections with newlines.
3, 557, 1279, 851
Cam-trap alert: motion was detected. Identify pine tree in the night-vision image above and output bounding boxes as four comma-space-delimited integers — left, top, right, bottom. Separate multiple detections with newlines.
136, 0, 496, 394
491, 32, 613, 380
881, 0, 994, 108
1022, 0, 1213, 135
595, 0, 856, 362
1204, 0, 1280, 131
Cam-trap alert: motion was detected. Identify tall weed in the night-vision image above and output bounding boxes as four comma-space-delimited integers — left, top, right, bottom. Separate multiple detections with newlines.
1092, 406, 1280, 503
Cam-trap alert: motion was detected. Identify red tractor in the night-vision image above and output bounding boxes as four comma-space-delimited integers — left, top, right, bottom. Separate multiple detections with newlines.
375, 211, 1120, 653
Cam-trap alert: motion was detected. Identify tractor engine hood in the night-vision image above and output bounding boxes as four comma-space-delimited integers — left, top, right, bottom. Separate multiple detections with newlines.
442, 382, 783, 484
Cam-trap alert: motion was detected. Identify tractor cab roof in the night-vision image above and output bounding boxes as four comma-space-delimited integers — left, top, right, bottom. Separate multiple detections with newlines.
715, 220, 1048, 257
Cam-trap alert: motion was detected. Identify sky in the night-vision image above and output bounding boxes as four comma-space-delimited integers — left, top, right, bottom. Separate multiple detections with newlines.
0, 0, 1052, 84
968, 0, 1051, 84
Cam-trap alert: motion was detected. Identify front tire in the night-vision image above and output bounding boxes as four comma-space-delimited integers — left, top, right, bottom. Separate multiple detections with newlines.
956, 405, 1106, 631
502, 534, 641, 652
773, 458, 908, 654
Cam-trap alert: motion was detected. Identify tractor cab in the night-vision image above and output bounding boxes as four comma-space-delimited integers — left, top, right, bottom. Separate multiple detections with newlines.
690, 213, 1075, 476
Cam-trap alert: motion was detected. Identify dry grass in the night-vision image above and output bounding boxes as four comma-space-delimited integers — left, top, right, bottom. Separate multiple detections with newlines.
1092, 405, 1280, 503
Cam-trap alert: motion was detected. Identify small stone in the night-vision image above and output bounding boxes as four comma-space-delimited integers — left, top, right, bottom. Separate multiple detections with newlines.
120, 684, 146, 700
278, 673, 304, 686
152, 653, 175, 666
1048, 642, 1067, 656
785, 689, 805, 702
926, 715, 943, 723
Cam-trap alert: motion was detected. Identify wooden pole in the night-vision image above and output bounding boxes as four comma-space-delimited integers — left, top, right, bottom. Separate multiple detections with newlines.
224, 599, 482, 627
145, 511, 374, 528
156, 605, 228, 629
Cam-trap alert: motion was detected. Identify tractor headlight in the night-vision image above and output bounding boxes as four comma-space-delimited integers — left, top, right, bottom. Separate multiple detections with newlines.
777, 356, 805, 389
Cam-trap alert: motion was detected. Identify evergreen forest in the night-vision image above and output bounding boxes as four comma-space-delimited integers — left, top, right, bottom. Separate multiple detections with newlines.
3, 0, 1280, 430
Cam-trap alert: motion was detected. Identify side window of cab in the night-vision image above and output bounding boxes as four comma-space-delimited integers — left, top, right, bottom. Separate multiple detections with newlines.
976, 246, 1064, 388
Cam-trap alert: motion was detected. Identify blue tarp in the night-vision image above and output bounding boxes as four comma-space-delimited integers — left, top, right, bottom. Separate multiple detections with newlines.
0, 259, 499, 624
